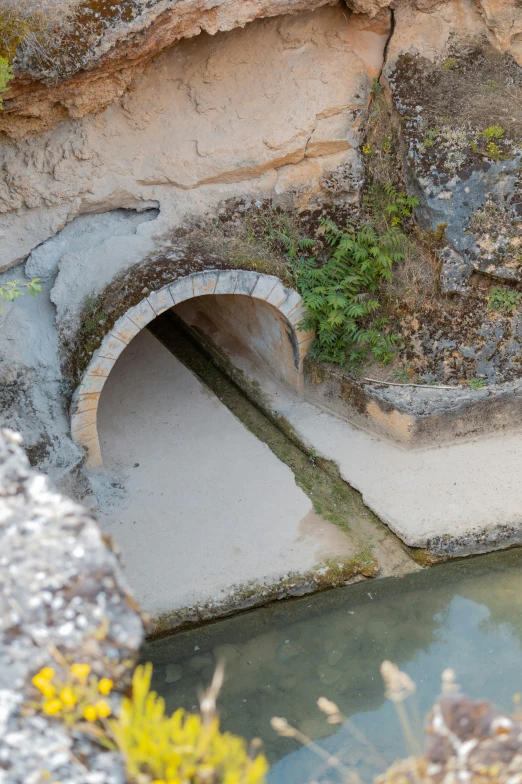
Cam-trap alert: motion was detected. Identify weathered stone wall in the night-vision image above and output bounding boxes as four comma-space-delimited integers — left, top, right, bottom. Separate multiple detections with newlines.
0, 1, 389, 485
0, 428, 145, 782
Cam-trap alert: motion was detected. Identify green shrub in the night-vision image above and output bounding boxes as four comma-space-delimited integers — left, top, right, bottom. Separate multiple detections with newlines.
482, 125, 504, 140
294, 219, 406, 365
487, 286, 522, 314
0, 278, 42, 311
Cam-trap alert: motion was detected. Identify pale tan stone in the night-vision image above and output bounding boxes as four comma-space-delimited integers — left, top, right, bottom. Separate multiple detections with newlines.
279, 289, 303, 318
73, 393, 100, 413
147, 287, 175, 315
70, 409, 97, 433
71, 422, 97, 442
170, 276, 195, 305
251, 274, 279, 301
111, 315, 141, 345
88, 355, 116, 377
287, 303, 307, 328
79, 375, 107, 395
126, 299, 156, 329
84, 440, 103, 471
192, 271, 219, 297
214, 270, 240, 295
234, 271, 260, 296
98, 333, 128, 361
266, 282, 289, 309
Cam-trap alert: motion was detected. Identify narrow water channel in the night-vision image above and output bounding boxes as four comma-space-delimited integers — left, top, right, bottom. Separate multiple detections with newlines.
141, 549, 522, 783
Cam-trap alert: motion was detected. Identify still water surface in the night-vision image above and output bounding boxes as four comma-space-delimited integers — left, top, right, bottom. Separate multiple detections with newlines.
141, 550, 522, 782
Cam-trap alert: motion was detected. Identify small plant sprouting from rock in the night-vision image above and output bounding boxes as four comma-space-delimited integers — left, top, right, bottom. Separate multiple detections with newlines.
481, 125, 504, 141
31, 662, 113, 725
293, 187, 418, 367
468, 378, 486, 390
487, 286, 522, 314
0, 56, 13, 108
31, 661, 269, 784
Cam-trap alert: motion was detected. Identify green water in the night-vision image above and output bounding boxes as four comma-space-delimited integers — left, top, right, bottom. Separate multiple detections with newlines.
141, 550, 522, 782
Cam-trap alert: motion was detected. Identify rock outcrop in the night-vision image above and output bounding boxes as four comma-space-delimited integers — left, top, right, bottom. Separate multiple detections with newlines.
0, 428, 145, 782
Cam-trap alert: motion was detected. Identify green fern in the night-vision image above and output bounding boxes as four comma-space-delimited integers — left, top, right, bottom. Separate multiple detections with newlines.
294, 218, 405, 365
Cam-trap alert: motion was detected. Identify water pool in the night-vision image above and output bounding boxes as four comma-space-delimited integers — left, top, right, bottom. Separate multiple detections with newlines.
141, 550, 522, 782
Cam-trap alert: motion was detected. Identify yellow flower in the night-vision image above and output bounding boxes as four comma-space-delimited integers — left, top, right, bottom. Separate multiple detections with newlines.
32, 675, 55, 698
71, 663, 91, 681
43, 698, 63, 715
39, 667, 55, 680
98, 678, 113, 695
83, 705, 98, 722
95, 700, 111, 718
59, 687, 77, 707
362, 144, 372, 155
94, 700, 111, 719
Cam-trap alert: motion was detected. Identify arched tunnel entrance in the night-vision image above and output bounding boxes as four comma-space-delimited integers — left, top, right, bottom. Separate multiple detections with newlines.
71, 270, 314, 470
71, 270, 360, 617
71, 269, 410, 622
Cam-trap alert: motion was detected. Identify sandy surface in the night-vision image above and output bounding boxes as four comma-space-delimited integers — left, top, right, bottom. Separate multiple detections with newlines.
279, 398, 522, 551
94, 329, 356, 615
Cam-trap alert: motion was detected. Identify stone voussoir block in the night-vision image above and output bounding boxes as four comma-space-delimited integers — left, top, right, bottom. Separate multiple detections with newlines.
234, 270, 260, 296
170, 275, 196, 305
298, 333, 315, 355
192, 270, 219, 297
279, 289, 303, 318
73, 393, 100, 414
84, 440, 103, 470
287, 303, 307, 328
126, 298, 156, 329
71, 421, 97, 443
266, 281, 289, 309
147, 286, 175, 316
79, 375, 107, 395
214, 269, 240, 294
71, 408, 96, 434
110, 314, 141, 345
98, 333, 128, 361
88, 354, 116, 377
251, 274, 279, 301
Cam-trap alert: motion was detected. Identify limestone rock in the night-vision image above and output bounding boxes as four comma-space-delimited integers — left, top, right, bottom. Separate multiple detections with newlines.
2, 0, 340, 136
438, 246, 473, 293
1, 4, 386, 270
0, 429, 145, 782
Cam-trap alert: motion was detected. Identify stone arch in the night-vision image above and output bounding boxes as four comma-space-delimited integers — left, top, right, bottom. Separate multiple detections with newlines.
71, 269, 314, 470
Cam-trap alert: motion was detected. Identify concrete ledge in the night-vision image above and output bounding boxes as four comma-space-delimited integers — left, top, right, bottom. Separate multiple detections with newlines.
304, 360, 522, 448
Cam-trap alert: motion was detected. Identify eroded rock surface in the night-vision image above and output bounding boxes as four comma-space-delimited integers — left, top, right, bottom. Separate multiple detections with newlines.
0, 429, 144, 782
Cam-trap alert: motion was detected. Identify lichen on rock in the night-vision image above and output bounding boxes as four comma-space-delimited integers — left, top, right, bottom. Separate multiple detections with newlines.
0, 428, 145, 782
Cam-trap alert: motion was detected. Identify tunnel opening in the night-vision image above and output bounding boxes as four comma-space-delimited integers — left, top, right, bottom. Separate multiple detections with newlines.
71, 270, 314, 471
172, 292, 302, 393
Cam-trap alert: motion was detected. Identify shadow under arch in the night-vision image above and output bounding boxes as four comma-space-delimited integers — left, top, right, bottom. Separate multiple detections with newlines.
71, 269, 314, 470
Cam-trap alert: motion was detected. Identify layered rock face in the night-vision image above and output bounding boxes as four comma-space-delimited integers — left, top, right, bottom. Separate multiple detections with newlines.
0, 428, 144, 782
2, 0, 522, 491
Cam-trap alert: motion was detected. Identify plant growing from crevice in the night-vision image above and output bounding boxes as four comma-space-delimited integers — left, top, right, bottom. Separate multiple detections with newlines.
487, 286, 522, 314
468, 378, 486, 390
0, 55, 13, 107
31, 661, 269, 784
294, 218, 407, 366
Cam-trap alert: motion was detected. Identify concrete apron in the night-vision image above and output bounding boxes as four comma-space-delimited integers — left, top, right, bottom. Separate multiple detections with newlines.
171, 306, 522, 561
92, 328, 413, 634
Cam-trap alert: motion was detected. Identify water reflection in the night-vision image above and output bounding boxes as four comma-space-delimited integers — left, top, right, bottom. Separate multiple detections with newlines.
141, 550, 522, 781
